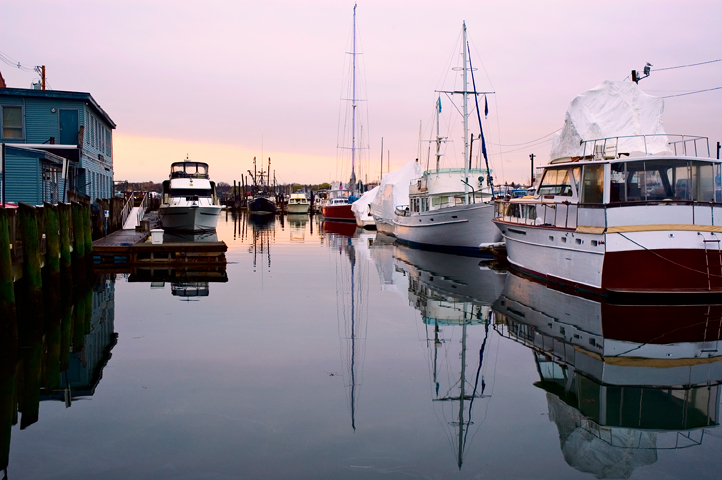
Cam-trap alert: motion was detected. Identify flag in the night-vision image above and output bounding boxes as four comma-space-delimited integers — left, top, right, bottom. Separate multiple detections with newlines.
484, 96, 488, 117
437, 95, 442, 114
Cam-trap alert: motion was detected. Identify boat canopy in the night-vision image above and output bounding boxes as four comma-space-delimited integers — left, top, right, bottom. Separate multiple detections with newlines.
550, 81, 670, 161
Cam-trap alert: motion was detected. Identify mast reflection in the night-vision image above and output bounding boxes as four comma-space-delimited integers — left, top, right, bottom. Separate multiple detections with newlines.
394, 245, 507, 469
494, 273, 721, 478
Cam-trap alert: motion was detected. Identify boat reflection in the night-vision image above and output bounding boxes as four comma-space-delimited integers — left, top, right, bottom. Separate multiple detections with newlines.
394, 245, 507, 469
288, 214, 308, 243
322, 220, 358, 238
249, 212, 275, 274
128, 266, 228, 301
1, 275, 117, 476
493, 273, 721, 478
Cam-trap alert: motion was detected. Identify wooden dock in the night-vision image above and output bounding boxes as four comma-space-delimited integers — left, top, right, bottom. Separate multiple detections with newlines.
92, 229, 227, 267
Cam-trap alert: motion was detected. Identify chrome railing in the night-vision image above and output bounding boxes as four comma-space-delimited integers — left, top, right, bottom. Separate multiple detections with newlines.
580, 134, 710, 159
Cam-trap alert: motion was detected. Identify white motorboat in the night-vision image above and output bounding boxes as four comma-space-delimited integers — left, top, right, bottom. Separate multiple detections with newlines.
493, 80, 722, 295
159, 160, 221, 232
393, 22, 501, 254
287, 192, 310, 214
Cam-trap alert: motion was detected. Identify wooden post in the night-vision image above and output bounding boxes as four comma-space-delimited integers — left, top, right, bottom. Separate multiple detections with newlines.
0, 208, 16, 343
18, 203, 44, 324
58, 203, 73, 286
83, 203, 93, 256
71, 202, 86, 287
43, 203, 61, 316
0, 209, 15, 474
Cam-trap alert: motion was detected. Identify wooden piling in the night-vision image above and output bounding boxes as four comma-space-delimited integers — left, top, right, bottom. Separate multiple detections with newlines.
43, 203, 61, 324
71, 202, 86, 287
17, 203, 44, 325
0, 208, 17, 475
58, 203, 73, 287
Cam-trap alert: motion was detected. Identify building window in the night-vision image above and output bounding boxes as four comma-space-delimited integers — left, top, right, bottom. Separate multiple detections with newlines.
1, 105, 24, 139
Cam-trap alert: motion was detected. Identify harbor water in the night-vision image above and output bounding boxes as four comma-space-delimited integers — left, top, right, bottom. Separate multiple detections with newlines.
4, 211, 722, 479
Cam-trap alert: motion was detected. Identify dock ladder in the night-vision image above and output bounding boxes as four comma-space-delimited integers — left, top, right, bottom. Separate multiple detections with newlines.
703, 234, 722, 291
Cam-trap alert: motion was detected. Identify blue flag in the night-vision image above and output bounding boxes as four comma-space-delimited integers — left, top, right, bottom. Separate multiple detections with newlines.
437, 95, 442, 114
484, 96, 488, 117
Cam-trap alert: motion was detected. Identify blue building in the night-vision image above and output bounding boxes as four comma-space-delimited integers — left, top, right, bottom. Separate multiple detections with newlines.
0, 86, 116, 205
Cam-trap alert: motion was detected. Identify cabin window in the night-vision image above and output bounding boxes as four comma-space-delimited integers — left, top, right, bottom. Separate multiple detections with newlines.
1, 105, 23, 139
581, 164, 604, 203
538, 168, 573, 196
610, 160, 719, 202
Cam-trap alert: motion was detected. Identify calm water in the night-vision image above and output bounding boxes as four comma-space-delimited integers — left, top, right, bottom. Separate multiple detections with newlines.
4, 211, 722, 479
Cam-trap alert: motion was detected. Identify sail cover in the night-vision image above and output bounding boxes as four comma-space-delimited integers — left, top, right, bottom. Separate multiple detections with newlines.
549, 80, 670, 161
351, 185, 379, 217
370, 160, 424, 223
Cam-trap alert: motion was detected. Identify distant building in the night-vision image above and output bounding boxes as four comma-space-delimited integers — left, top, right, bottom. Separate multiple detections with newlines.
0, 85, 116, 205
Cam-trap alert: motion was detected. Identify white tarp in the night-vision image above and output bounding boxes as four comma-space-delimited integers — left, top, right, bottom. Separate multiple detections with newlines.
550, 80, 670, 160
351, 185, 379, 219
370, 160, 425, 222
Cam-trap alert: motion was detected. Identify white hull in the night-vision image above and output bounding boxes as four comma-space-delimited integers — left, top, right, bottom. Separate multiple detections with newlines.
394, 202, 501, 252
159, 205, 221, 231
287, 203, 310, 214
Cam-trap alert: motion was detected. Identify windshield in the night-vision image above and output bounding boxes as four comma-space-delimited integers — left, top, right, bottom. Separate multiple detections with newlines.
610, 160, 720, 202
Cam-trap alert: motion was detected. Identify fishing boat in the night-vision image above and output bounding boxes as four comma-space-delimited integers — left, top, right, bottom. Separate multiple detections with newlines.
393, 23, 501, 254
248, 156, 276, 215
493, 80, 722, 295
287, 192, 310, 214
159, 159, 221, 232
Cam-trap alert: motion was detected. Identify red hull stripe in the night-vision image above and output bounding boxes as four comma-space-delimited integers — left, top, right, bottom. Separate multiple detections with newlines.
322, 205, 355, 221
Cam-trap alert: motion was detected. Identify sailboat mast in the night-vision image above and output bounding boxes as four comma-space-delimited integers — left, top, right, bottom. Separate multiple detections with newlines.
436, 96, 441, 171
351, 3, 358, 193
462, 21, 469, 204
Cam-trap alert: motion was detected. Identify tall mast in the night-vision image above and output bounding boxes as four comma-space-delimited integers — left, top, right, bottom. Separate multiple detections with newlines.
350, 3, 358, 195
436, 96, 442, 171
462, 21, 469, 204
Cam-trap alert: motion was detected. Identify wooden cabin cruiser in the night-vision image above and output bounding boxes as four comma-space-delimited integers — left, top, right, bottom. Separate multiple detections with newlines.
159, 161, 221, 232
494, 135, 722, 294
287, 192, 310, 214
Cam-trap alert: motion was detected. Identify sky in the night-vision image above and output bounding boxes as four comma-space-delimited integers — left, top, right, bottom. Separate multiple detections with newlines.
1, 0, 721, 186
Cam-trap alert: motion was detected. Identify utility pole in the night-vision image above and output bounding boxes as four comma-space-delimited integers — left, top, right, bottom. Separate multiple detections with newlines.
529, 153, 535, 186
41, 65, 46, 90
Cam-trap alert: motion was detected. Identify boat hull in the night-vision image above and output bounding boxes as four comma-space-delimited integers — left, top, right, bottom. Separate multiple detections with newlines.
159, 205, 221, 232
394, 202, 501, 254
287, 203, 310, 214
249, 197, 276, 215
496, 219, 722, 294
322, 204, 355, 222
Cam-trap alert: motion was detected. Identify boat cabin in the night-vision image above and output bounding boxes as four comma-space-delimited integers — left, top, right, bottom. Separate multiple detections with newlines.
407, 168, 493, 214
496, 135, 721, 229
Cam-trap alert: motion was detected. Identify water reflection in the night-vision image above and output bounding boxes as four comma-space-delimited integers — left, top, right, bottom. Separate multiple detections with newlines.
1, 275, 116, 475
128, 267, 228, 301
393, 245, 507, 469
288, 214, 308, 243
248, 214, 275, 274
328, 227, 372, 431
493, 273, 722, 478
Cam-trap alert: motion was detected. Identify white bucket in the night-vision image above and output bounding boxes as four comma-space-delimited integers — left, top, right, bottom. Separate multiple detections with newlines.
150, 229, 164, 245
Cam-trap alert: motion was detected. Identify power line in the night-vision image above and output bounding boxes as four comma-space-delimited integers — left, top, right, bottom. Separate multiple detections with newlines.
662, 86, 722, 98
653, 58, 722, 71
489, 128, 561, 147
0, 51, 38, 73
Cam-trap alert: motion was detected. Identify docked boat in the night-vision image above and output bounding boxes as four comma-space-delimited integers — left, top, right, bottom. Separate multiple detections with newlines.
393, 22, 501, 254
159, 160, 221, 232
322, 184, 356, 221
493, 80, 722, 295
370, 160, 424, 236
248, 157, 277, 215
287, 192, 310, 214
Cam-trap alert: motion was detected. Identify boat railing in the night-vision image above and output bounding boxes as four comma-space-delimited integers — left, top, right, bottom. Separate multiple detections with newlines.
580, 134, 710, 159
495, 198, 722, 231
120, 193, 135, 228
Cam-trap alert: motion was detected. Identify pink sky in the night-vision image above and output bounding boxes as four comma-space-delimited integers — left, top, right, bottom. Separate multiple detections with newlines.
2, 0, 721, 185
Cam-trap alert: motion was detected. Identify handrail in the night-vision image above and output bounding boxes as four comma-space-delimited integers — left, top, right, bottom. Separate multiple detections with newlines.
120, 193, 134, 228
580, 134, 711, 159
